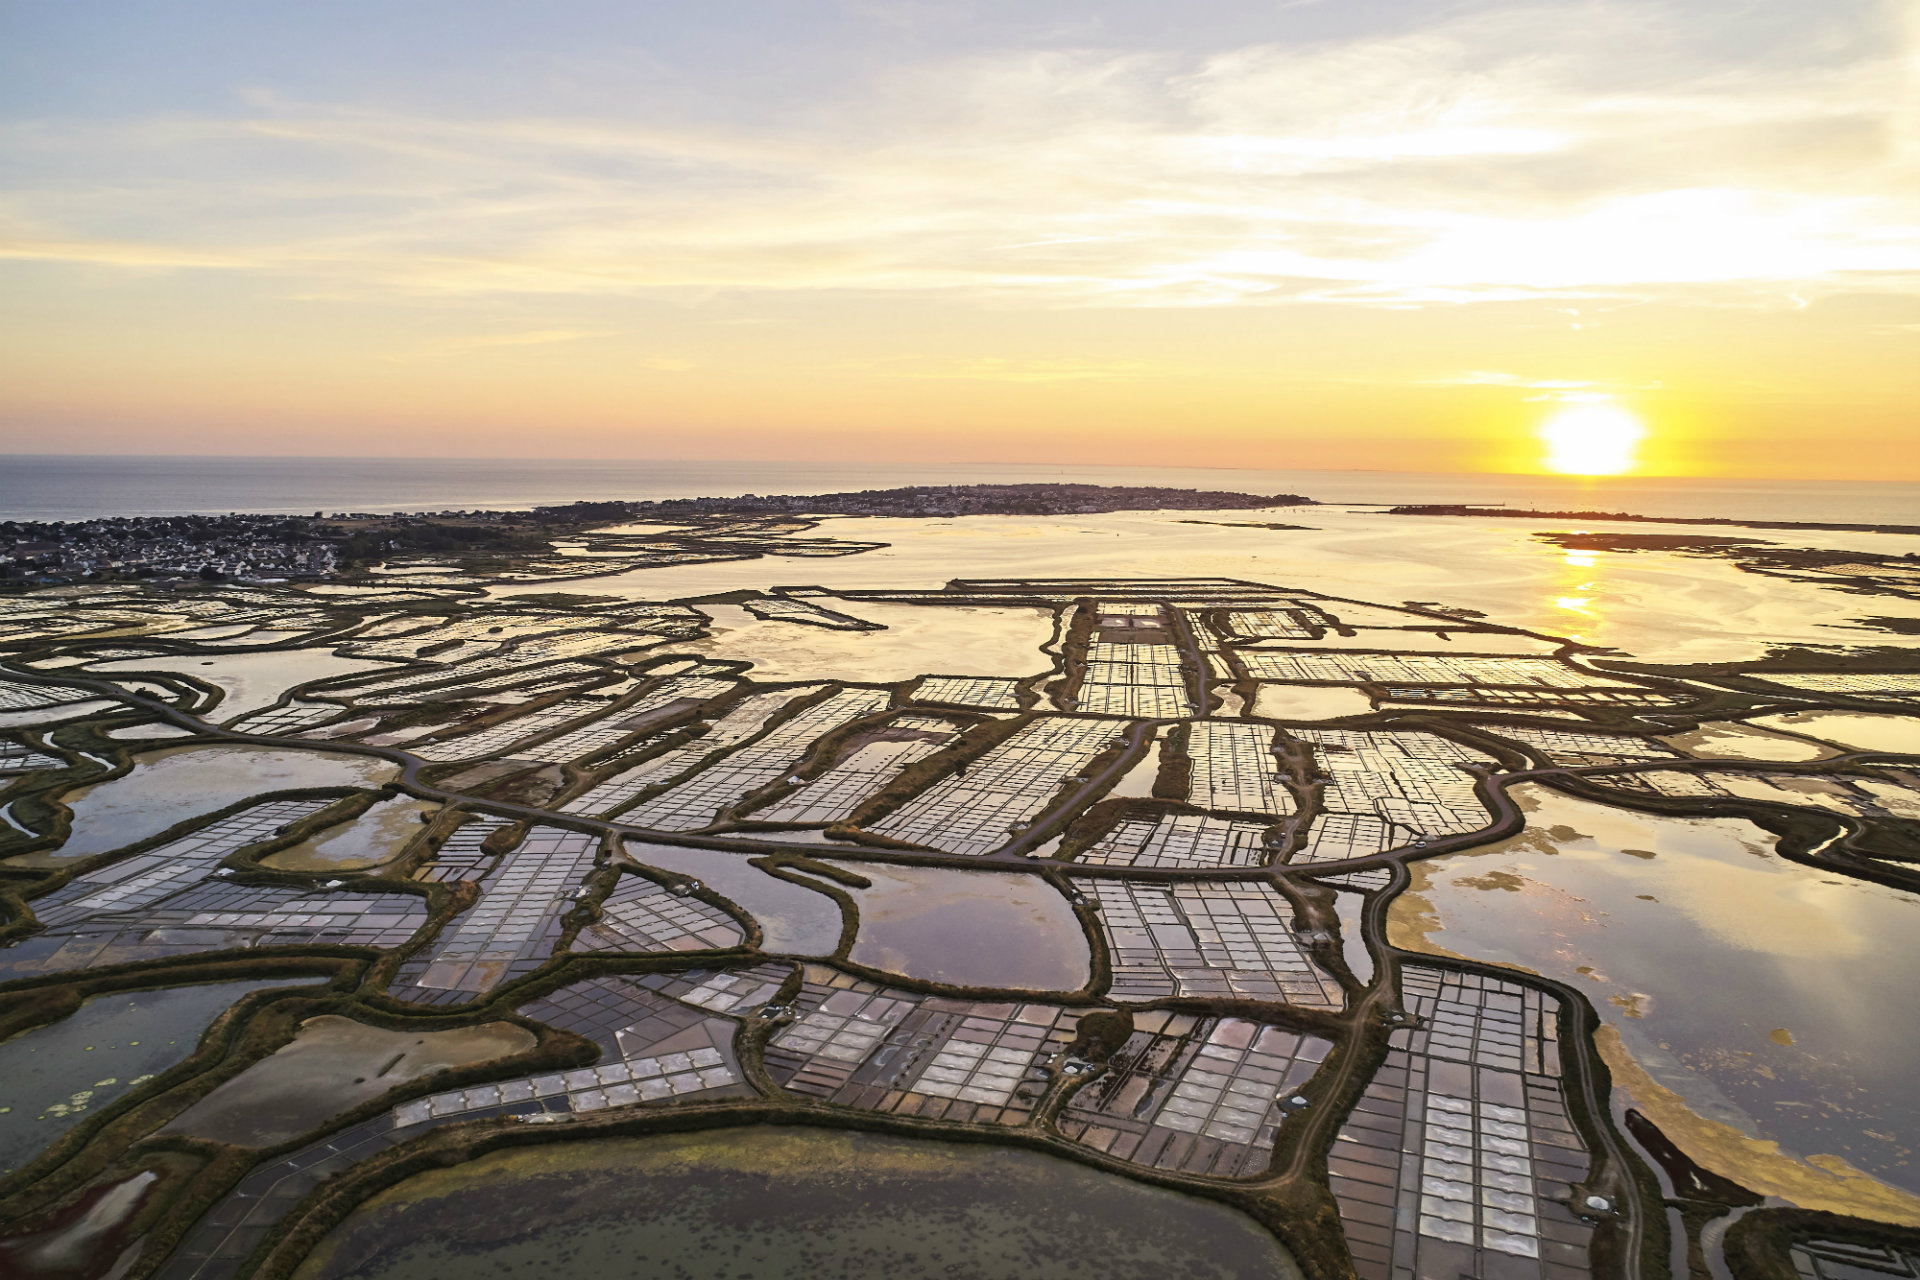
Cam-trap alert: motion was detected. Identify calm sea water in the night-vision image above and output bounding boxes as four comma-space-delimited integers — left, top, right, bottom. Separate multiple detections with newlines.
2, 455, 1916, 526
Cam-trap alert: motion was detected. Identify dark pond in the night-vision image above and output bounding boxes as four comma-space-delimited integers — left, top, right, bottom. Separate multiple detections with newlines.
293, 1126, 1302, 1280
0, 976, 322, 1174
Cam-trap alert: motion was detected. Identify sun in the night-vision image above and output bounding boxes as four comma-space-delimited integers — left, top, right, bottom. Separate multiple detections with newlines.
1537, 402, 1647, 476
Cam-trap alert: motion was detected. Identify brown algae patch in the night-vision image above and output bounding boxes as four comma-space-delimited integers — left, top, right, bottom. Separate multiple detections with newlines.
290, 1126, 1304, 1280
1387, 856, 1556, 973
1594, 1026, 1920, 1226
1453, 870, 1528, 892
164, 1016, 535, 1148
261, 796, 438, 871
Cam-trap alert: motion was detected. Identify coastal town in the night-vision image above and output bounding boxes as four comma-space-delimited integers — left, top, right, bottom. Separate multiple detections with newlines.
1, 485, 1312, 587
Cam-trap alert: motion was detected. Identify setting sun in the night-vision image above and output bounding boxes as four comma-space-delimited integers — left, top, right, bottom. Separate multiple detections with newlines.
1538, 403, 1648, 476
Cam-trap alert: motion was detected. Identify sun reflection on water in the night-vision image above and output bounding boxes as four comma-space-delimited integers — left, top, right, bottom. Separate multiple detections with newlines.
1546, 544, 1604, 641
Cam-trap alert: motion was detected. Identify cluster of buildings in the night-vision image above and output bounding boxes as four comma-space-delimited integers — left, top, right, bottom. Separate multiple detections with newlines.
0, 514, 339, 585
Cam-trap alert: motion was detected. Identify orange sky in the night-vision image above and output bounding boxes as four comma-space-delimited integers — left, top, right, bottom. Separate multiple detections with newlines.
2, 2, 1916, 478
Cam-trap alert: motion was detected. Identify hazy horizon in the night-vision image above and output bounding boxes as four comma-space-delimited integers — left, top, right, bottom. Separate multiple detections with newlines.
4, 1, 1918, 483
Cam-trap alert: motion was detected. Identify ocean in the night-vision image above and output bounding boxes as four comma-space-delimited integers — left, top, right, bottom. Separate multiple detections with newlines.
2, 454, 1916, 527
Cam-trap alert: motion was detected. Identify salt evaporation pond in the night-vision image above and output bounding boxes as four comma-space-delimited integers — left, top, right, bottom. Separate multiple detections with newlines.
0, 977, 323, 1175
679, 601, 1055, 683
23, 744, 399, 864
1251, 683, 1373, 721
290, 1127, 1302, 1280
1390, 783, 1920, 1222
1753, 711, 1920, 756
262, 795, 438, 871
825, 860, 1091, 992
85, 648, 390, 722
1659, 720, 1838, 762
623, 840, 842, 955
165, 1015, 534, 1148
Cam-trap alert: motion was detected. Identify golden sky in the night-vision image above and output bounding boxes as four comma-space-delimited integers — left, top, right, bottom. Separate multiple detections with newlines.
2, 1, 1916, 477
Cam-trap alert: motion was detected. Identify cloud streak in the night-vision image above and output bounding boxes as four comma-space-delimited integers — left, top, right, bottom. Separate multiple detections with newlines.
2, 2, 1916, 309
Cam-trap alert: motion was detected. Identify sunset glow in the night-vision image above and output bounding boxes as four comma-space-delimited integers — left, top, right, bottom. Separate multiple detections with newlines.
1, 2, 1917, 476
1538, 404, 1648, 476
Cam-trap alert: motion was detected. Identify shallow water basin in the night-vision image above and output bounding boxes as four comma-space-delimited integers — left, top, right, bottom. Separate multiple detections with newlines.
824, 860, 1092, 992
290, 1126, 1301, 1280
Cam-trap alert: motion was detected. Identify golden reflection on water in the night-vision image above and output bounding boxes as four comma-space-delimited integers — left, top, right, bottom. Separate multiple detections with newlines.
1549, 547, 1602, 641
1389, 784, 1920, 1221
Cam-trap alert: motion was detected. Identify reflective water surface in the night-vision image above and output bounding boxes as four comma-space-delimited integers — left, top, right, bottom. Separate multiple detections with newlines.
1391, 784, 1920, 1217
492, 506, 1920, 664
84, 648, 390, 722
1251, 683, 1374, 721
1660, 721, 1839, 762
261, 795, 438, 871
680, 601, 1055, 683
15, 744, 399, 865
623, 840, 843, 955
1753, 711, 1920, 757
0, 977, 323, 1175
826, 861, 1092, 992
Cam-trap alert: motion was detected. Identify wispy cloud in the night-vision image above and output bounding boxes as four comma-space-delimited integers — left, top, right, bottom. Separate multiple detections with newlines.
439, 329, 612, 351
1407, 371, 1670, 403
3, 2, 1916, 308
1421, 372, 1602, 389
379, 328, 635, 363
870, 356, 1167, 381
